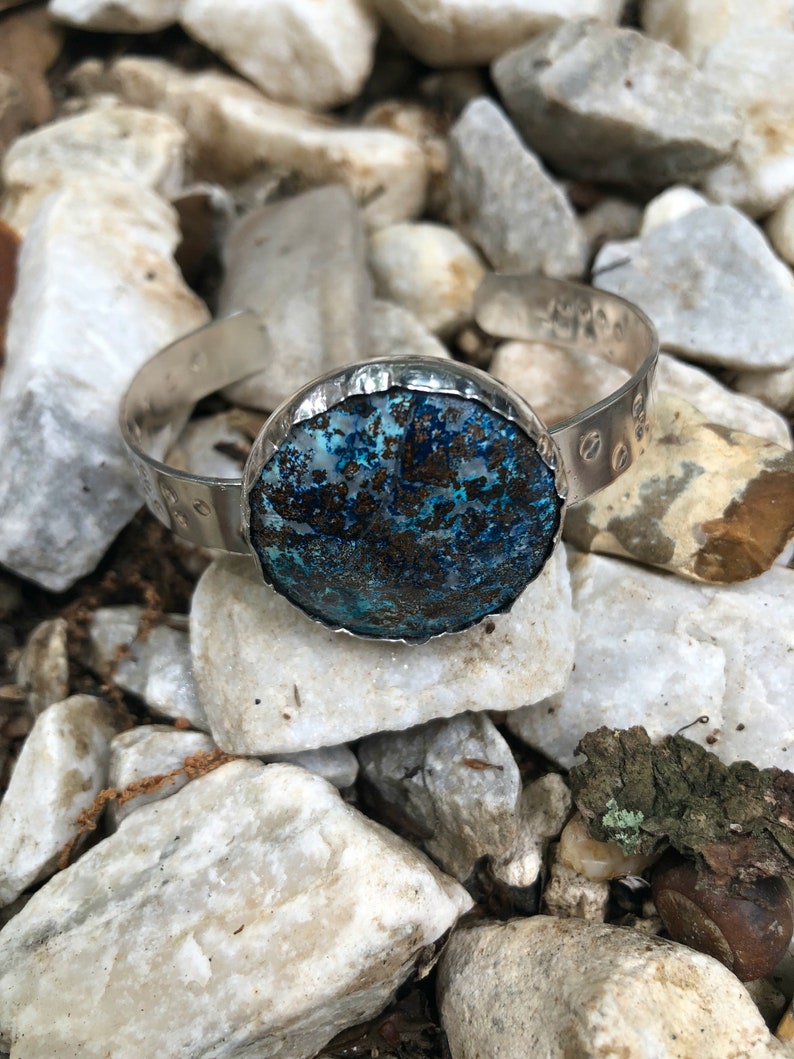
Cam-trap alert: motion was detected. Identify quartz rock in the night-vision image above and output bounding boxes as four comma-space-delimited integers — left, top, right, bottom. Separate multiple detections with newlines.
0, 177, 208, 592
191, 547, 577, 755
594, 205, 794, 371
264, 744, 359, 790
492, 19, 741, 190
542, 843, 610, 921
490, 773, 573, 893
0, 105, 187, 234
180, 0, 378, 110
640, 184, 709, 234
219, 185, 373, 411
358, 711, 521, 881
447, 98, 587, 278
731, 363, 794, 417
108, 724, 217, 826
49, 0, 181, 31
437, 916, 787, 1059
167, 410, 253, 481
507, 551, 794, 771
370, 299, 451, 360
85, 57, 428, 227
16, 617, 69, 718
564, 393, 794, 581
362, 100, 449, 217
641, 0, 791, 65
702, 30, 794, 216
368, 222, 484, 337
0, 695, 117, 907
0, 760, 472, 1058
579, 196, 643, 255
84, 605, 208, 731
765, 193, 794, 267
371, 0, 623, 67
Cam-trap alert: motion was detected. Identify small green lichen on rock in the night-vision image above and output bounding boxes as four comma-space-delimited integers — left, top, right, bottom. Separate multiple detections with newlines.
601, 797, 644, 854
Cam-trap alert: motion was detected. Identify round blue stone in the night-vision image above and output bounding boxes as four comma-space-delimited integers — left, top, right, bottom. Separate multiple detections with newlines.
246, 386, 562, 642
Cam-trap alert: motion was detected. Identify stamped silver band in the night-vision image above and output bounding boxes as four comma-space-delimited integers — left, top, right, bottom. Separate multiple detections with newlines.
120, 274, 658, 554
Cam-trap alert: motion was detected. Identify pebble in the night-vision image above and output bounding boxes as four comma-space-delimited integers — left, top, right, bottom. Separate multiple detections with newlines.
565, 392, 794, 581
447, 98, 587, 277
219, 185, 373, 411
437, 916, 787, 1058
85, 57, 428, 227
180, 0, 378, 110
367, 222, 484, 337
362, 100, 449, 217
489, 773, 573, 896
765, 193, 794, 267
594, 205, 794, 371
579, 196, 643, 255
0, 6, 63, 129
507, 550, 794, 771
639, 184, 709, 234
50, 0, 180, 30
0, 760, 472, 1057
84, 605, 208, 731
640, 0, 791, 65
0, 105, 187, 234
167, 410, 253, 481
492, 19, 741, 190
370, 0, 623, 67
701, 30, 794, 216
107, 724, 217, 826
16, 617, 69, 718
357, 711, 521, 881
263, 744, 359, 790
732, 363, 794, 418
0, 177, 208, 592
190, 547, 577, 755
369, 298, 451, 360
542, 843, 610, 921
0, 695, 118, 907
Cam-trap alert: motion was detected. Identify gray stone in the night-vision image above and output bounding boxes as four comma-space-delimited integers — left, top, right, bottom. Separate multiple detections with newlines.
594, 205, 794, 371
49, 0, 180, 30
191, 547, 577, 756
370, 299, 451, 360
0, 177, 208, 592
640, 0, 791, 66
579, 196, 642, 255
16, 617, 69, 718
490, 773, 573, 892
765, 191, 794, 267
180, 0, 378, 110
220, 185, 373, 410
447, 98, 587, 277
84, 605, 208, 732
0, 761, 472, 1058
492, 19, 741, 189
0, 695, 117, 907
506, 551, 794, 772
640, 184, 709, 234
264, 745, 359, 790
358, 711, 521, 881
437, 916, 787, 1059
731, 363, 794, 417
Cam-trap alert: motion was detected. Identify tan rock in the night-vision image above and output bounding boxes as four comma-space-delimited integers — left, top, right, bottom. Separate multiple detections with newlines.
640, 0, 791, 66
0, 6, 64, 127
564, 393, 794, 583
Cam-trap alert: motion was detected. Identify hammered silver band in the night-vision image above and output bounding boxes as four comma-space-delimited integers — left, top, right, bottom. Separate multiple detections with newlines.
120, 274, 658, 554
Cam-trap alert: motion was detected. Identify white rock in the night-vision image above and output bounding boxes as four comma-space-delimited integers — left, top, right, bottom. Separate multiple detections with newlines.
167, 410, 252, 480
542, 843, 610, 921
594, 205, 794, 371
180, 0, 378, 110
640, 0, 791, 65
191, 547, 577, 755
657, 353, 792, 447
732, 363, 794, 417
447, 98, 588, 277
0, 695, 117, 907
702, 30, 794, 216
219, 185, 373, 411
263, 744, 359, 789
490, 773, 573, 891
370, 299, 451, 360
368, 222, 484, 337
579, 196, 643, 254
94, 57, 428, 227
437, 916, 787, 1059
0, 105, 187, 234
0, 177, 208, 592
765, 192, 794, 266
362, 100, 449, 216
358, 711, 522, 881
507, 551, 794, 771
16, 617, 69, 717
0, 761, 472, 1058
640, 184, 709, 234
108, 724, 217, 826
371, 0, 624, 66
49, 0, 181, 31
84, 605, 208, 731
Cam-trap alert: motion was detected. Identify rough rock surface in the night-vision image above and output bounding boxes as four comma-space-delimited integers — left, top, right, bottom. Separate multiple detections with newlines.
0, 695, 117, 907
447, 98, 587, 277
542, 843, 610, 920
191, 548, 577, 755
507, 551, 794, 771
437, 917, 787, 1058
358, 711, 521, 881
492, 19, 741, 189
0, 177, 208, 592
0, 761, 472, 1058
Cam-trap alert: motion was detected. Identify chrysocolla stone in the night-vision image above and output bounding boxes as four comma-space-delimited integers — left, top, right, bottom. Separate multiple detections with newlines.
246, 387, 562, 642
